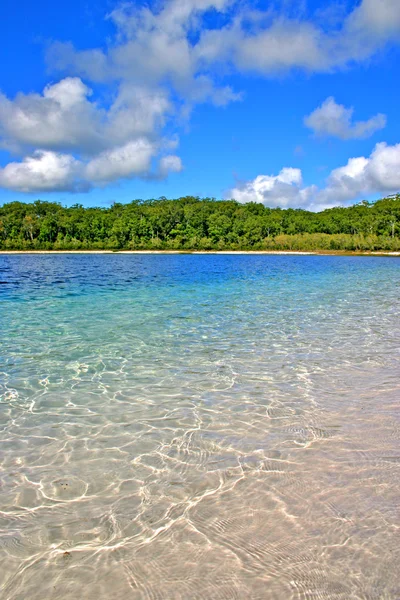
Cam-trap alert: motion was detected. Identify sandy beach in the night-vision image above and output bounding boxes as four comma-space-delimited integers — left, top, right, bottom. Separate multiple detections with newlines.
1, 249, 399, 256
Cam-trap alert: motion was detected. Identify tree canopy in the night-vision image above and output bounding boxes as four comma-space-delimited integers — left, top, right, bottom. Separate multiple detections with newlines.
1, 195, 400, 251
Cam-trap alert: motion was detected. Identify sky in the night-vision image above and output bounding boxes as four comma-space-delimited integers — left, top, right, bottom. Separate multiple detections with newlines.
0, 0, 400, 210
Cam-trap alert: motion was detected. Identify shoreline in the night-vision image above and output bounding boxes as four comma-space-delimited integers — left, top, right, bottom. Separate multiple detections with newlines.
1, 250, 400, 256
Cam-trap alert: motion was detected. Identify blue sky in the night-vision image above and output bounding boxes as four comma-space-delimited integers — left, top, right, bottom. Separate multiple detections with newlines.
1, 0, 400, 210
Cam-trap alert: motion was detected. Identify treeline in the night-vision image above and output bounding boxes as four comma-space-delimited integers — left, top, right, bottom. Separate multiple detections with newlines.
1, 195, 400, 251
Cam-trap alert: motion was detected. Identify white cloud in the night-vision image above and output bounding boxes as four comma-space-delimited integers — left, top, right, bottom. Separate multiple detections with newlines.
104, 84, 172, 145
196, 0, 400, 75
1, 0, 400, 193
345, 0, 400, 40
0, 0, 246, 192
197, 19, 327, 74
212, 0, 400, 75
0, 78, 172, 155
0, 77, 104, 154
46, 0, 238, 99
47, 43, 109, 83
85, 139, 156, 184
43, 77, 91, 109
0, 150, 84, 193
227, 142, 400, 211
158, 154, 183, 177
319, 142, 400, 204
0, 78, 181, 191
304, 97, 386, 140
0, 141, 184, 193
46, 0, 400, 91
227, 167, 314, 208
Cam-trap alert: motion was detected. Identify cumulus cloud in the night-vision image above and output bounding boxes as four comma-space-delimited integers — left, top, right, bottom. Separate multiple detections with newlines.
227, 168, 313, 208
197, 19, 327, 74
0, 150, 84, 193
0, 78, 172, 155
318, 142, 400, 205
304, 97, 386, 140
227, 142, 400, 211
0, 141, 183, 193
0, 77, 181, 191
85, 141, 184, 185
158, 154, 183, 177
1, 0, 400, 192
0, 78, 103, 154
85, 140, 156, 184
0, 0, 245, 192
47, 0, 400, 86
104, 84, 172, 146
195, 0, 400, 75
46, 0, 239, 100
345, 0, 400, 40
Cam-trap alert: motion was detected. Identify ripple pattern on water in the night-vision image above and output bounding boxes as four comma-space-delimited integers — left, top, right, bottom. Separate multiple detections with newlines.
1, 254, 400, 599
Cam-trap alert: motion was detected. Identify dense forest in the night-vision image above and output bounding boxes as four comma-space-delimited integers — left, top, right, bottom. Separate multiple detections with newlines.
1, 195, 400, 251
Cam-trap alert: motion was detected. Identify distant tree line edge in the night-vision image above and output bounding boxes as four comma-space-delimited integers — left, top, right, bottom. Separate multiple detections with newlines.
1, 194, 400, 251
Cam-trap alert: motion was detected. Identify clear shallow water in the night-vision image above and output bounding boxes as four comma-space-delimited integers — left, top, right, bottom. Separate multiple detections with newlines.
1, 253, 400, 600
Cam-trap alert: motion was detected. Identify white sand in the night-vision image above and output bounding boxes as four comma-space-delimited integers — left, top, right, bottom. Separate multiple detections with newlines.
0, 250, 400, 255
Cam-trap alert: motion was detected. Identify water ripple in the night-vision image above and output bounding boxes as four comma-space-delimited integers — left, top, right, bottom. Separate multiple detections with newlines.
1, 254, 400, 599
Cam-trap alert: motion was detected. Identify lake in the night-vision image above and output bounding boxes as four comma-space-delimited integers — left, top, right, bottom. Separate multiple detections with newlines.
1, 253, 399, 599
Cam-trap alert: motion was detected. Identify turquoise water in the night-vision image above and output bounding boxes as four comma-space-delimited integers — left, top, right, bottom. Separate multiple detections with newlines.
1, 253, 400, 599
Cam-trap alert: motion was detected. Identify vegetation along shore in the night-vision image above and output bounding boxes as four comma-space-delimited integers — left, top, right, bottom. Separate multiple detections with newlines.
1, 194, 400, 252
